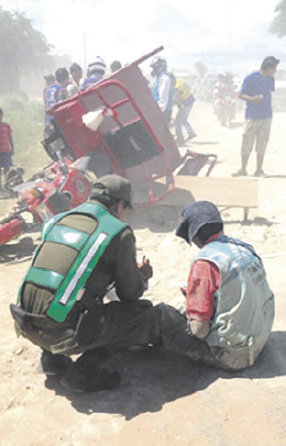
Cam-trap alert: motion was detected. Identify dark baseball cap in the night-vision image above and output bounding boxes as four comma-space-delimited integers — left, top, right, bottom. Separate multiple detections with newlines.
261, 56, 280, 70
176, 201, 223, 244
91, 174, 133, 208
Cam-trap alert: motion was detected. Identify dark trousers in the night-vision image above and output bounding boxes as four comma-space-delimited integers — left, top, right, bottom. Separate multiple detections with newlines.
11, 299, 160, 370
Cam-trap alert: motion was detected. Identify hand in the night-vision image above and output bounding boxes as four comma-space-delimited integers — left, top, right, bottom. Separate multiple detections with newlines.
138, 256, 153, 280
252, 94, 263, 102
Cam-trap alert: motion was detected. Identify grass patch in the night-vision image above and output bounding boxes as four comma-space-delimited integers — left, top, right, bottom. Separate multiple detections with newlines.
0, 93, 49, 177
0, 93, 50, 215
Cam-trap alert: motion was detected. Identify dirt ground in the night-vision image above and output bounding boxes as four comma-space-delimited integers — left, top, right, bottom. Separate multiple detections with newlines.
0, 101, 286, 446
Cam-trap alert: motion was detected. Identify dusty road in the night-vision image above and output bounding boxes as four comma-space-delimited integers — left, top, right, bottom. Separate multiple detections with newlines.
0, 101, 286, 446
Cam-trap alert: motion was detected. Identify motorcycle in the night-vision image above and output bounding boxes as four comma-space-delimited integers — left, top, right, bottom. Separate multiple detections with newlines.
0, 152, 93, 246
214, 95, 237, 128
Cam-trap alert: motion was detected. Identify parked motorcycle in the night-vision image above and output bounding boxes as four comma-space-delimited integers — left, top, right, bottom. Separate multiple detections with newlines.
0, 152, 93, 246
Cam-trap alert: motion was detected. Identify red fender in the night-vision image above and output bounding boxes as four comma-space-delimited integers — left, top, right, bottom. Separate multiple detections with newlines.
0, 219, 25, 246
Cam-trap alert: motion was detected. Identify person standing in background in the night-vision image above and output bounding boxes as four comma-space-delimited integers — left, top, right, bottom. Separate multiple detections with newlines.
0, 108, 14, 189
150, 57, 173, 124
67, 63, 83, 97
172, 75, 196, 144
233, 56, 280, 177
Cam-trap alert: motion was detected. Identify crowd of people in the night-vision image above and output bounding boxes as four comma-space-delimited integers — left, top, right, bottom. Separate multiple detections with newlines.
10, 174, 274, 393
5, 52, 280, 394
42, 55, 198, 145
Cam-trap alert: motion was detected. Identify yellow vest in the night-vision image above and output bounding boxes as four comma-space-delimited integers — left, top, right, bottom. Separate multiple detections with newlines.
175, 79, 192, 102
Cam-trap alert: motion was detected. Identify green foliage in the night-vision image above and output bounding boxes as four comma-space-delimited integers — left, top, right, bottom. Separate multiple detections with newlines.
0, 94, 49, 176
0, 7, 51, 93
194, 62, 208, 78
270, 0, 286, 37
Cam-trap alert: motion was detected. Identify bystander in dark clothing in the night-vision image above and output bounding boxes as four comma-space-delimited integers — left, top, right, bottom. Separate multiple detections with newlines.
10, 175, 159, 393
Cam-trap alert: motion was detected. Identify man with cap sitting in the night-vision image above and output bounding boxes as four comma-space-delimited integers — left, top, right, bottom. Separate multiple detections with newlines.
158, 201, 274, 370
10, 174, 159, 393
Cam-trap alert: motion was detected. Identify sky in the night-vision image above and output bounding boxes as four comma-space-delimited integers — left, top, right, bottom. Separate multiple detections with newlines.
1, 0, 285, 76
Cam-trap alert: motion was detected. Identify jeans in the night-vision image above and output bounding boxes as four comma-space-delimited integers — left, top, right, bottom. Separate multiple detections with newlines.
175, 103, 195, 140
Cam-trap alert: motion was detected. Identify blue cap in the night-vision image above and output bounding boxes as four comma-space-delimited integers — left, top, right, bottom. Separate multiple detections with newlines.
176, 201, 222, 244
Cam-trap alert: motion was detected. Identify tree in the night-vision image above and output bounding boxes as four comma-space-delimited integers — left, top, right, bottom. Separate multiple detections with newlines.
269, 0, 286, 37
194, 61, 208, 78
0, 8, 51, 93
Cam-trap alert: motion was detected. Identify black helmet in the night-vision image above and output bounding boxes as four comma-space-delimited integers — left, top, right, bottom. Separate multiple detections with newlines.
150, 56, 167, 77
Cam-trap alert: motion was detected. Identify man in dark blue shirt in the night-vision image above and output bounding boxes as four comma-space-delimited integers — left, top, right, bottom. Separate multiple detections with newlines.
233, 56, 280, 177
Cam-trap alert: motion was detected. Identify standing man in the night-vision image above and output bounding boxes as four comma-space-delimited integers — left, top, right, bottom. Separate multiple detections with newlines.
172, 76, 196, 144
67, 63, 83, 97
10, 174, 159, 393
110, 60, 122, 73
158, 201, 274, 370
44, 68, 70, 125
0, 108, 14, 189
233, 56, 280, 177
150, 56, 173, 124
81, 57, 106, 90
43, 74, 55, 105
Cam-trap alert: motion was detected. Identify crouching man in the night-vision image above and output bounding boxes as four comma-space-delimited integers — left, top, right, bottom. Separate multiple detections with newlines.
10, 174, 160, 392
158, 201, 274, 370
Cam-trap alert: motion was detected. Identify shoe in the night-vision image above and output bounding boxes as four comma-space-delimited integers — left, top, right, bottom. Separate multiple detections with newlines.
175, 138, 185, 145
232, 169, 247, 177
60, 365, 121, 393
186, 132, 197, 141
254, 169, 267, 178
39, 349, 73, 376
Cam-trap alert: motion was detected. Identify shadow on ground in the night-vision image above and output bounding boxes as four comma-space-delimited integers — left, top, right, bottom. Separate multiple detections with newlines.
129, 206, 277, 232
0, 237, 35, 263
45, 331, 286, 420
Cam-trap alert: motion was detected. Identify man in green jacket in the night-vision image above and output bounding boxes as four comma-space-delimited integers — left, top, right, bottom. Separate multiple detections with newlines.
10, 174, 159, 393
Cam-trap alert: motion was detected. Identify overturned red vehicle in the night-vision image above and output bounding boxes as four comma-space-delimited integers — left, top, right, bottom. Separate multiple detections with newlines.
0, 46, 216, 246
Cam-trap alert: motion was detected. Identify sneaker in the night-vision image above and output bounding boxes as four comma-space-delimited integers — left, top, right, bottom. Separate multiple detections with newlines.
60, 365, 121, 393
186, 132, 197, 141
39, 349, 72, 376
232, 169, 247, 177
175, 138, 185, 145
254, 169, 267, 178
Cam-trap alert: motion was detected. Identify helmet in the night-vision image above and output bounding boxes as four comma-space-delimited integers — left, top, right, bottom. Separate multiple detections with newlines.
90, 174, 133, 208
150, 56, 167, 77
87, 56, 106, 76
176, 201, 223, 244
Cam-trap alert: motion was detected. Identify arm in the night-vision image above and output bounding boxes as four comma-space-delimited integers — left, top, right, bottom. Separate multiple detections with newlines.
189, 319, 210, 339
186, 259, 221, 339
158, 74, 171, 111
114, 229, 148, 301
9, 133, 14, 155
238, 93, 263, 102
239, 75, 263, 103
